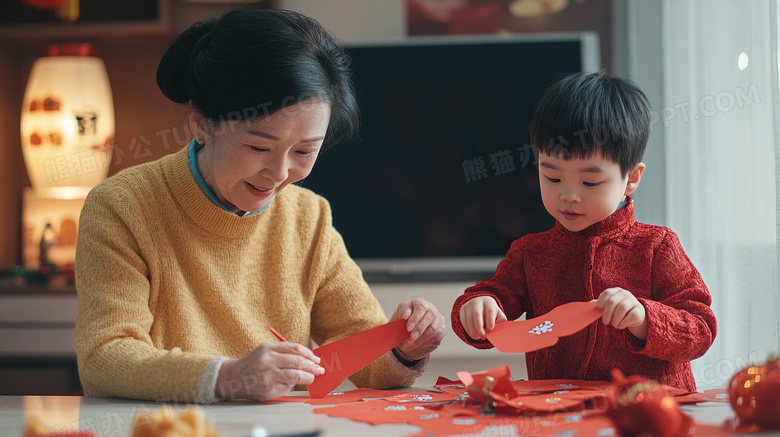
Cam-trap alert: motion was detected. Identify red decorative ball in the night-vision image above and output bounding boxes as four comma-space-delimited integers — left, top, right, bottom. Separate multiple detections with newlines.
728, 357, 780, 429
606, 369, 692, 437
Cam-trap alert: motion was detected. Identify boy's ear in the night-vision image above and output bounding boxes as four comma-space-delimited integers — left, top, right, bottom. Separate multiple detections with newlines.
189, 112, 208, 143
624, 162, 646, 196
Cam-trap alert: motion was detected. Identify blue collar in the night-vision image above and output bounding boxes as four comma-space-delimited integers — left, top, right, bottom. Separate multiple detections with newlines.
187, 138, 272, 216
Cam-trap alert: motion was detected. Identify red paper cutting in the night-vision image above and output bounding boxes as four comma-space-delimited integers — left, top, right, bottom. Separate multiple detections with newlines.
308, 319, 410, 397
675, 388, 730, 404
433, 376, 465, 395
511, 379, 611, 393
306, 388, 418, 405
486, 301, 603, 353
385, 392, 460, 404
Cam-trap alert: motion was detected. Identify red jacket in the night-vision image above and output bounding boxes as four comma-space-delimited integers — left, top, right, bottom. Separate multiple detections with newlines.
451, 200, 716, 391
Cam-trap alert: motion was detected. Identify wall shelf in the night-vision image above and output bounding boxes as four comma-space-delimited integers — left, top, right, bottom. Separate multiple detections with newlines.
0, 0, 171, 40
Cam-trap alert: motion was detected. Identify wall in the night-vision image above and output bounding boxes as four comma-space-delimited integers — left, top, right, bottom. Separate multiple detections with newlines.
280, 0, 405, 41
0, 46, 27, 268
611, 0, 667, 227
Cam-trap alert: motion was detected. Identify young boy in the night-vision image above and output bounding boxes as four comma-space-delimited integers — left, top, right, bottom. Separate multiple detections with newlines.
451, 71, 716, 391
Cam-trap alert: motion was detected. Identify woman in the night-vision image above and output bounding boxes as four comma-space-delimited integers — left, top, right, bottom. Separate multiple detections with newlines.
74, 8, 445, 403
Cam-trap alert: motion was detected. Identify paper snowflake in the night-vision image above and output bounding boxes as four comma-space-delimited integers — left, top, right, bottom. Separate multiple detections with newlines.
529, 320, 554, 335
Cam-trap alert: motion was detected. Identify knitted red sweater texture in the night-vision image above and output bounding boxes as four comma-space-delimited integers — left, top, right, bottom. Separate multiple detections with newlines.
451, 200, 717, 391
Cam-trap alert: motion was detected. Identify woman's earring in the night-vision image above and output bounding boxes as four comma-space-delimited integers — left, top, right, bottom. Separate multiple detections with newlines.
197, 138, 205, 146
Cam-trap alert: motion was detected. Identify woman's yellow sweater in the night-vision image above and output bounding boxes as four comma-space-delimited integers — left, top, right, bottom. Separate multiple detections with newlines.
74, 146, 418, 401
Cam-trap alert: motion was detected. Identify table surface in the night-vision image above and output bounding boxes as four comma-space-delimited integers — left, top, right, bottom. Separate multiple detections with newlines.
1, 393, 778, 437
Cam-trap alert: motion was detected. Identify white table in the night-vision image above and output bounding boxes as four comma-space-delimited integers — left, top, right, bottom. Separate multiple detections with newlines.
0, 394, 778, 437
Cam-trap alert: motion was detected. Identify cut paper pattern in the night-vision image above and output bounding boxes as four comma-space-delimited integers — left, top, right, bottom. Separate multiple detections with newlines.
486, 301, 603, 353
530, 320, 554, 335
306, 388, 418, 405
267, 388, 421, 404
307, 319, 410, 397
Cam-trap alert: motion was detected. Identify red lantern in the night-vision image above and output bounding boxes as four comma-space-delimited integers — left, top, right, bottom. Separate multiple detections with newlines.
728, 357, 780, 429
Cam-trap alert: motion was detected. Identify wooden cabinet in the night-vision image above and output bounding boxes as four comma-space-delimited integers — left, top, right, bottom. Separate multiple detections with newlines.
0, 287, 80, 395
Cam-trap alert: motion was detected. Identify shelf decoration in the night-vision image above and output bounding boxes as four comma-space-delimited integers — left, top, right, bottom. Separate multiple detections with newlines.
20, 43, 114, 199
23, 0, 79, 22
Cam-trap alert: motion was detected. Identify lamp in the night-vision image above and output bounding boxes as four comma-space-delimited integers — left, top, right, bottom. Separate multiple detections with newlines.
20, 43, 114, 200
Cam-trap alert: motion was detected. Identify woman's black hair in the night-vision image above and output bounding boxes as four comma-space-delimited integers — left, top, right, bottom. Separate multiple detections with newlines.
529, 71, 651, 176
156, 9, 359, 147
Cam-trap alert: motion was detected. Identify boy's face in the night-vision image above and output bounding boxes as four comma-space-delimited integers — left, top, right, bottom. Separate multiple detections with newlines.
538, 152, 644, 232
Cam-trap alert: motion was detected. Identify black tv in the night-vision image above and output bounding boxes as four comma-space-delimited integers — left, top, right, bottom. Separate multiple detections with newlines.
299, 33, 600, 281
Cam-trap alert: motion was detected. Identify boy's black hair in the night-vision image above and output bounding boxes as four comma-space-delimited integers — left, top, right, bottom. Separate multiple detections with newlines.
529, 71, 651, 176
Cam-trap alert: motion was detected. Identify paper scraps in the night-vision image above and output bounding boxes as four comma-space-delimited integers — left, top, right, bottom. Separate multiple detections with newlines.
312, 366, 736, 437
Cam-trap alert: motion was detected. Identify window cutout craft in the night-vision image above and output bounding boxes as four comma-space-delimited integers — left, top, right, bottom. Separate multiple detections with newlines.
486, 301, 603, 353
308, 319, 410, 397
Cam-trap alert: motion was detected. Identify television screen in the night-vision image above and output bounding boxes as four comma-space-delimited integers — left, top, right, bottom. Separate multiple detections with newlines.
299, 34, 599, 279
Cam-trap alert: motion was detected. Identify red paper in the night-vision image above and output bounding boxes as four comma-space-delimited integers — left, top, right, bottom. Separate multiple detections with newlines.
511, 379, 611, 393
306, 388, 417, 405
486, 301, 603, 353
674, 388, 730, 404
433, 376, 466, 395
307, 319, 410, 397
385, 391, 461, 404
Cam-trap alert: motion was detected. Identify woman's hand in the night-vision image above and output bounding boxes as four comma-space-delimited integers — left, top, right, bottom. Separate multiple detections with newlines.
390, 298, 446, 361
215, 342, 325, 401
459, 295, 507, 340
596, 287, 648, 340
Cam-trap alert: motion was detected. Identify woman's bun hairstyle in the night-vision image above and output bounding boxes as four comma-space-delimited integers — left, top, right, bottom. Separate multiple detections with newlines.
155, 9, 359, 147
156, 18, 217, 104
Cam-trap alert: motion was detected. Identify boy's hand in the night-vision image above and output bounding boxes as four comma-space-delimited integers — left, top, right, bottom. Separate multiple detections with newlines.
459, 296, 507, 340
595, 288, 648, 341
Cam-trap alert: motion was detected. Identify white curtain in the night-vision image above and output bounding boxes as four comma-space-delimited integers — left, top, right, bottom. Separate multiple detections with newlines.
655, 0, 779, 388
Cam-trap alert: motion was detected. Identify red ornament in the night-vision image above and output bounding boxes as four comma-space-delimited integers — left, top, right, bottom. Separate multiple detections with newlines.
605, 369, 692, 437
23, 0, 69, 10
457, 365, 517, 413
728, 357, 780, 429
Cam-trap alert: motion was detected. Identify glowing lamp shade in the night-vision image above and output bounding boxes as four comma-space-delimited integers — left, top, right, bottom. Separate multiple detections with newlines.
20, 43, 114, 199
